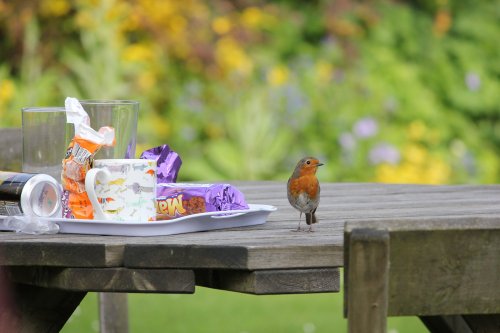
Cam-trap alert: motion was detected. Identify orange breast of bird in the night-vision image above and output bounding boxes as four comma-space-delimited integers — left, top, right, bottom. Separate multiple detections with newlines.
288, 175, 320, 200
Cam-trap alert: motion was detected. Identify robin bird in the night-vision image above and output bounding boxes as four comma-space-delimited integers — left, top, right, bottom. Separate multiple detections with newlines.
287, 157, 323, 232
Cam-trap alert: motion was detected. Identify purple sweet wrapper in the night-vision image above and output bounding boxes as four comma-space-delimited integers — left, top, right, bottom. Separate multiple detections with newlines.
156, 183, 249, 220
140, 144, 182, 183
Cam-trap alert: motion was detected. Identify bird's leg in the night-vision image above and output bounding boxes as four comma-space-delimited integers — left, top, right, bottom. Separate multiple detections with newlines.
307, 212, 316, 232
293, 212, 303, 232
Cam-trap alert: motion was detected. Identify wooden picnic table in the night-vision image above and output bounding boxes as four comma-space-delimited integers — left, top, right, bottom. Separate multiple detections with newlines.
1, 181, 500, 332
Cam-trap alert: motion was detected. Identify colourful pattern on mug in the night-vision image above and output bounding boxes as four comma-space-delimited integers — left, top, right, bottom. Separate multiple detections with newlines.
85, 159, 157, 222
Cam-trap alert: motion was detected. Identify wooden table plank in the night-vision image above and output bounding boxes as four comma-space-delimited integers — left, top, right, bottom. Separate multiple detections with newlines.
2, 182, 500, 272
124, 242, 342, 270
0, 240, 124, 267
196, 268, 340, 295
8, 266, 195, 293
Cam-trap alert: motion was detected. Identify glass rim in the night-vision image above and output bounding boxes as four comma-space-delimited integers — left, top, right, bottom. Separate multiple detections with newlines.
22, 107, 66, 112
79, 99, 140, 105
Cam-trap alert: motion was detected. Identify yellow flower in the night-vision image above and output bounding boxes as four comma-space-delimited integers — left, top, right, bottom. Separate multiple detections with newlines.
79, 0, 101, 7
241, 7, 264, 29
76, 11, 95, 28
122, 43, 155, 63
138, 72, 156, 91
315, 60, 333, 83
168, 15, 187, 35
105, 1, 130, 22
375, 152, 451, 185
172, 42, 190, 59
0, 79, 15, 103
403, 143, 427, 165
398, 162, 422, 184
425, 157, 451, 184
121, 11, 140, 32
267, 65, 289, 86
40, 0, 70, 17
212, 16, 232, 35
376, 162, 419, 184
375, 163, 399, 183
408, 120, 427, 141
139, 0, 174, 23
215, 37, 253, 76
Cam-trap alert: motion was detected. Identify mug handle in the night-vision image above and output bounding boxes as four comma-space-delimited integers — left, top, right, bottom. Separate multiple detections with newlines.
85, 168, 111, 220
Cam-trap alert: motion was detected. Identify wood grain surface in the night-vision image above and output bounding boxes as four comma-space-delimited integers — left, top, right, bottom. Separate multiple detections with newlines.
196, 268, 339, 295
8, 266, 195, 293
351, 218, 500, 315
346, 228, 389, 333
2, 181, 500, 272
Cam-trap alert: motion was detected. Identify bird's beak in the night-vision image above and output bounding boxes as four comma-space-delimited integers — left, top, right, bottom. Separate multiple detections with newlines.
316, 162, 324, 167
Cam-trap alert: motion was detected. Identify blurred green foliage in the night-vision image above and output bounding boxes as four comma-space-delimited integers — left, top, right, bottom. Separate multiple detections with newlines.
1, 0, 499, 183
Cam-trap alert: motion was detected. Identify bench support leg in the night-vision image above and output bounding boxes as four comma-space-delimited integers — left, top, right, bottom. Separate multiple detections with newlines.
346, 228, 390, 333
10, 283, 85, 333
99, 292, 129, 333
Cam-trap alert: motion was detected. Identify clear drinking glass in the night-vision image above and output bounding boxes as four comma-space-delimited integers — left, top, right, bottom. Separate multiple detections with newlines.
22, 101, 138, 181
79, 100, 139, 159
22, 107, 74, 180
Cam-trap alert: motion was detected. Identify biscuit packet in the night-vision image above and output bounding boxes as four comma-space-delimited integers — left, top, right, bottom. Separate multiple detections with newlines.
61, 97, 115, 219
155, 183, 249, 220
140, 145, 248, 220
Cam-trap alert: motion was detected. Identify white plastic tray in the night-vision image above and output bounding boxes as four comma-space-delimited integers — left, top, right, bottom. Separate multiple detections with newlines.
1, 204, 276, 236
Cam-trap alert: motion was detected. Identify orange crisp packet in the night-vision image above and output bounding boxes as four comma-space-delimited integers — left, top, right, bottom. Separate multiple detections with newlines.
61, 98, 115, 219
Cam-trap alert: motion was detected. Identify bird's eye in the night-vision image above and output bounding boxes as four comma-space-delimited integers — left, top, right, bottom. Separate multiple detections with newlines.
306, 160, 311, 165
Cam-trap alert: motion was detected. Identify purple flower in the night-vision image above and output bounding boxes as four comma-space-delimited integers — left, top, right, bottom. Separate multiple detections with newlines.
353, 117, 378, 138
339, 132, 356, 151
465, 72, 481, 92
369, 143, 400, 165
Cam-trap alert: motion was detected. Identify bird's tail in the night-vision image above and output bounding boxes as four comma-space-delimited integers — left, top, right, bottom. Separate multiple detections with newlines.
306, 211, 318, 225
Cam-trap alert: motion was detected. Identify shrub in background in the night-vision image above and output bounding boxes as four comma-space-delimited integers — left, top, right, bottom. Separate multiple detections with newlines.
0, 0, 498, 183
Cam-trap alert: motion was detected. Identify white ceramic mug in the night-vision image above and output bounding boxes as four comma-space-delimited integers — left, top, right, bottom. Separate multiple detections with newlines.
85, 159, 157, 222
